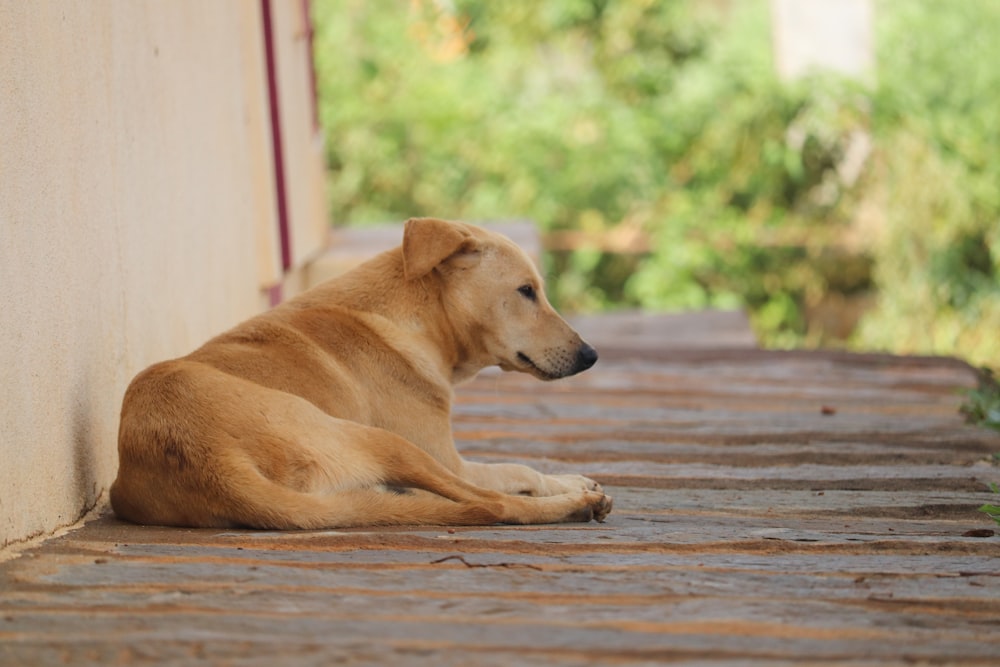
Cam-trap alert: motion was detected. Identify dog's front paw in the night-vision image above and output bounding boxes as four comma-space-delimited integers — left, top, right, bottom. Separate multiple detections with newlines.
590, 491, 613, 522
544, 473, 603, 495
566, 490, 613, 523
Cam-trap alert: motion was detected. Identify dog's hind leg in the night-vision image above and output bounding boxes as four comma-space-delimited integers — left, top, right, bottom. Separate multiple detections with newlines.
229, 484, 608, 530
217, 421, 611, 529
343, 425, 613, 525
145, 379, 612, 529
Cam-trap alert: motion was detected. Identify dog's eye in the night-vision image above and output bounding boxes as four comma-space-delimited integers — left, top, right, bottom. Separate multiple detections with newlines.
517, 284, 537, 301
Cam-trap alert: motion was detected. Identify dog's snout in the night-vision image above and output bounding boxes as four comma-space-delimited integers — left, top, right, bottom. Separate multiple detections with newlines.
576, 342, 598, 372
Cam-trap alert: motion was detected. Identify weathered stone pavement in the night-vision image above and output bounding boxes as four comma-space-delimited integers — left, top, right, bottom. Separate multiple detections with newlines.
2, 312, 998, 666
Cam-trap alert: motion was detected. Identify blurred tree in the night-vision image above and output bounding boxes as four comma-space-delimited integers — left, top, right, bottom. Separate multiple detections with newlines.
312, 0, 999, 368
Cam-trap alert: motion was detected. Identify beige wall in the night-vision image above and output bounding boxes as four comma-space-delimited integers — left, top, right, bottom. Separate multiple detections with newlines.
0, 1, 326, 552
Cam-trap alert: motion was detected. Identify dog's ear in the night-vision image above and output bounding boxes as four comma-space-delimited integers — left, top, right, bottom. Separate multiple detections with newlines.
402, 217, 481, 280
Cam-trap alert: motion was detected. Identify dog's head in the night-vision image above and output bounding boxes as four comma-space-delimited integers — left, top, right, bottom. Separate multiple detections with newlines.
402, 217, 597, 382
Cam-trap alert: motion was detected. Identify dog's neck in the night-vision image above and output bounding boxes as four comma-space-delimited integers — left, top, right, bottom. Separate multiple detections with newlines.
299, 249, 493, 386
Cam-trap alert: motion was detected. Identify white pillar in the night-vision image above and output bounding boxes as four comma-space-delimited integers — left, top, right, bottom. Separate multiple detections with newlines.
771, 0, 874, 82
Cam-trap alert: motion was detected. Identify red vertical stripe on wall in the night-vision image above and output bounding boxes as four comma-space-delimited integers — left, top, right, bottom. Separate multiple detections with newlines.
267, 283, 283, 307
261, 0, 292, 272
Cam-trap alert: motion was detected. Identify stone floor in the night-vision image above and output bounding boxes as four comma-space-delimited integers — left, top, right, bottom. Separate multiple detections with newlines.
1, 311, 998, 666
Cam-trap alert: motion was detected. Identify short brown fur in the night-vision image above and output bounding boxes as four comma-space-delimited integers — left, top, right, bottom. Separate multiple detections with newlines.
110, 218, 611, 528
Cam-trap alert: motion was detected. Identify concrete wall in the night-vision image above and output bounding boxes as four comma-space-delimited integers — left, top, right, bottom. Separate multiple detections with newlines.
0, 0, 327, 552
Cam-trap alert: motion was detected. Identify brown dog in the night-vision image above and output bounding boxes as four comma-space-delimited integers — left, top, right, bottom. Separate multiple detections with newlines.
110, 218, 612, 528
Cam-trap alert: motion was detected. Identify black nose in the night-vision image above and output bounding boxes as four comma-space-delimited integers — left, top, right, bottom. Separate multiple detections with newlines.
575, 342, 598, 372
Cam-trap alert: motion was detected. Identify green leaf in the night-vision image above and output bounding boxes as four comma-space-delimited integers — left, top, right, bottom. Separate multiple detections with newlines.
979, 503, 1000, 526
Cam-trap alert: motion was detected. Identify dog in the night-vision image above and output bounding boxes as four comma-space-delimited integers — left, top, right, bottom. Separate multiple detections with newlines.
110, 217, 612, 528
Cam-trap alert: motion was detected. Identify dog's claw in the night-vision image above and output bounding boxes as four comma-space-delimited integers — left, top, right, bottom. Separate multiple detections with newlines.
592, 493, 613, 523
582, 476, 603, 494
573, 490, 612, 523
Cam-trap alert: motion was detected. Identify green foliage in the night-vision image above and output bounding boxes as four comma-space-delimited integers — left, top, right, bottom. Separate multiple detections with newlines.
961, 368, 1000, 433
313, 0, 684, 231
981, 483, 1000, 527
312, 0, 999, 368
852, 0, 1000, 368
